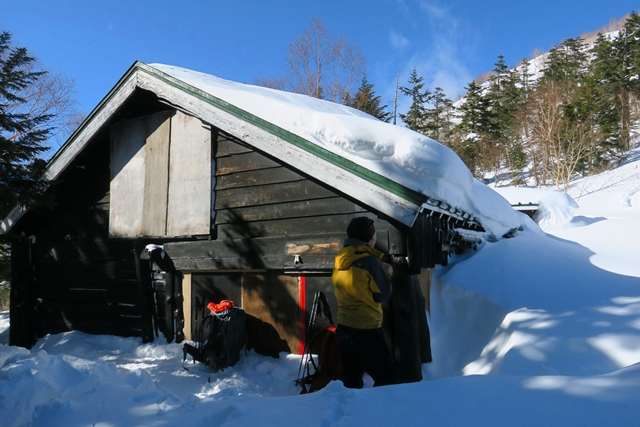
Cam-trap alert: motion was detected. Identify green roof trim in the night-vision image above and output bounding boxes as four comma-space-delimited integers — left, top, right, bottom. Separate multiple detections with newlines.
135, 63, 427, 208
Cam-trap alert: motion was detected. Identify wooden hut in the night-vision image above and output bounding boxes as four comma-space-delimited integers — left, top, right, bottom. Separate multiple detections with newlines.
2, 62, 497, 383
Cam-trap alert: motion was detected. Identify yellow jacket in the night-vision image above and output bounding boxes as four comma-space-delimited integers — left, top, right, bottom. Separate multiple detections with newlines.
331, 239, 393, 329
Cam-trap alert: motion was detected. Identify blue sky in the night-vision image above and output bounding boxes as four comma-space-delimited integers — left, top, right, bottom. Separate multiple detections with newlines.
2, 0, 637, 116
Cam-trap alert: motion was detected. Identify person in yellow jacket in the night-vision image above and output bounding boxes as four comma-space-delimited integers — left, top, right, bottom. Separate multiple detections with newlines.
331, 217, 396, 388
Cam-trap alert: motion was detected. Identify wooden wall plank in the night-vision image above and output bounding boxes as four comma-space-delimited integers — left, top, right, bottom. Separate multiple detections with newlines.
182, 273, 192, 340
216, 167, 304, 190
216, 151, 281, 175
242, 273, 300, 354
36, 300, 140, 316
170, 254, 284, 271
216, 136, 252, 157
35, 278, 139, 292
142, 111, 172, 236
418, 268, 433, 312
216, 214, 352, 240
166, 111, 212, 236
165, 233, 343, 272
35, 260, 136, 280
216, 180, 337, 209
36, 283, 139, 298
35, 239, 139, 262
216, 197, 352, 224
38, 313, 142, 331
109, 117, 146, 237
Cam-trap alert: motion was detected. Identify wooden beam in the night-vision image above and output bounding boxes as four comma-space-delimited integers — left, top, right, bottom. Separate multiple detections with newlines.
164, 233, 346, 271
182, 273, 192, 340
142, 111, 172, 236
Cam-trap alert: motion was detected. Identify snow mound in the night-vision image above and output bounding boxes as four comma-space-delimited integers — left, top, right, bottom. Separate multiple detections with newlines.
533, 192, 579, 231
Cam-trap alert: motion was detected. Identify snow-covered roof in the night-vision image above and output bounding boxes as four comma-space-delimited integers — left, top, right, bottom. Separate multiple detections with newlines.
1, 62, 523, 237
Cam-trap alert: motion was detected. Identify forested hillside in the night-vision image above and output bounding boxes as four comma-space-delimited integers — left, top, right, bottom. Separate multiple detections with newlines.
393, 12, 640, 191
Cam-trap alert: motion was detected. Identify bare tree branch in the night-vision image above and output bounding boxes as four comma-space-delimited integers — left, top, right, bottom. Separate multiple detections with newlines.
258, 19, 365, 103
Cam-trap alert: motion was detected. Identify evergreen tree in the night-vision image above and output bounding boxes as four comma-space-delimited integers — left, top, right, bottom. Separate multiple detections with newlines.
456, 80, 492, 139
591, 32, 626, 153
541, 37, 588, 84
346, 74, 392, 122
591, 12, 640, 152
486, 56, 527, 183
423, 87, 454, 142
399, 68, 432, 133
487, 56, 522, 138
452, 80, 492, 176
0, 31, 52, 217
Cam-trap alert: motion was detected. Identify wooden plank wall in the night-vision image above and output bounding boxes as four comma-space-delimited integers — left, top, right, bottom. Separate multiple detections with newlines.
214, 134, 362, 242
32, 239, 145, 338
110, 110, 212, 238
166, 112, 212, 236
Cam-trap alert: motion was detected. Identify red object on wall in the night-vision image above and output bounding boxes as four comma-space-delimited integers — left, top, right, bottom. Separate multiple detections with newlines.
298, 275, 307, 354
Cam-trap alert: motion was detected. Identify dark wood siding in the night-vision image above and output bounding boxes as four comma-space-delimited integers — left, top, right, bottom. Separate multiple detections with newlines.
214, 134, 360, 239
11, 134, 157, 345
32, 239, 146, 338
212, 133, 406, 255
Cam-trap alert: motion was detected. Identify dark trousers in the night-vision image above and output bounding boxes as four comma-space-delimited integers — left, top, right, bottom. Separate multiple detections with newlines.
336, 324, 396, 388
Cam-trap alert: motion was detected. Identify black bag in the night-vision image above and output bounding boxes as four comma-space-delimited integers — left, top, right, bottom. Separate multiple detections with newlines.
183, 306, 247, 373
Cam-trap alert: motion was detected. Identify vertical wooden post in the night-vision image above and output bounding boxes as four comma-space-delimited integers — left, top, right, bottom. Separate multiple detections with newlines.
133, 241, 154, 343
164, 271, 175, 342
182, 273, 192, 341
387, 261, 432, 384
174, 272, 184, 343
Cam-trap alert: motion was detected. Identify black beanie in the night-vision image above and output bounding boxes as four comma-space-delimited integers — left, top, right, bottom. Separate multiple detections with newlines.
347, 217, 376, 242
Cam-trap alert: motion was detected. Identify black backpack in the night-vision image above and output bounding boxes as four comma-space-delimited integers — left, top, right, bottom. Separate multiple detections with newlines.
183, 305, 247, 375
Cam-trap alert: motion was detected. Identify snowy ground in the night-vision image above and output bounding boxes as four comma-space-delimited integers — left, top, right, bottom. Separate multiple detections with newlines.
2, 153, 640, 426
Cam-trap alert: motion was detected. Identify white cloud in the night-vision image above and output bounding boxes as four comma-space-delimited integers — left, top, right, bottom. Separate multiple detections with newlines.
402, 1, 475, 99
376, 0, 479, 118
390, 30, 410, 50
418, 0, 447, 19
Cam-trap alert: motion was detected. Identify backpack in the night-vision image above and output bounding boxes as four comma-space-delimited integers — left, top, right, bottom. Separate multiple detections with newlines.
296, 292, 342, 394
183, 300, 247, 377
297, 324, 343, 394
